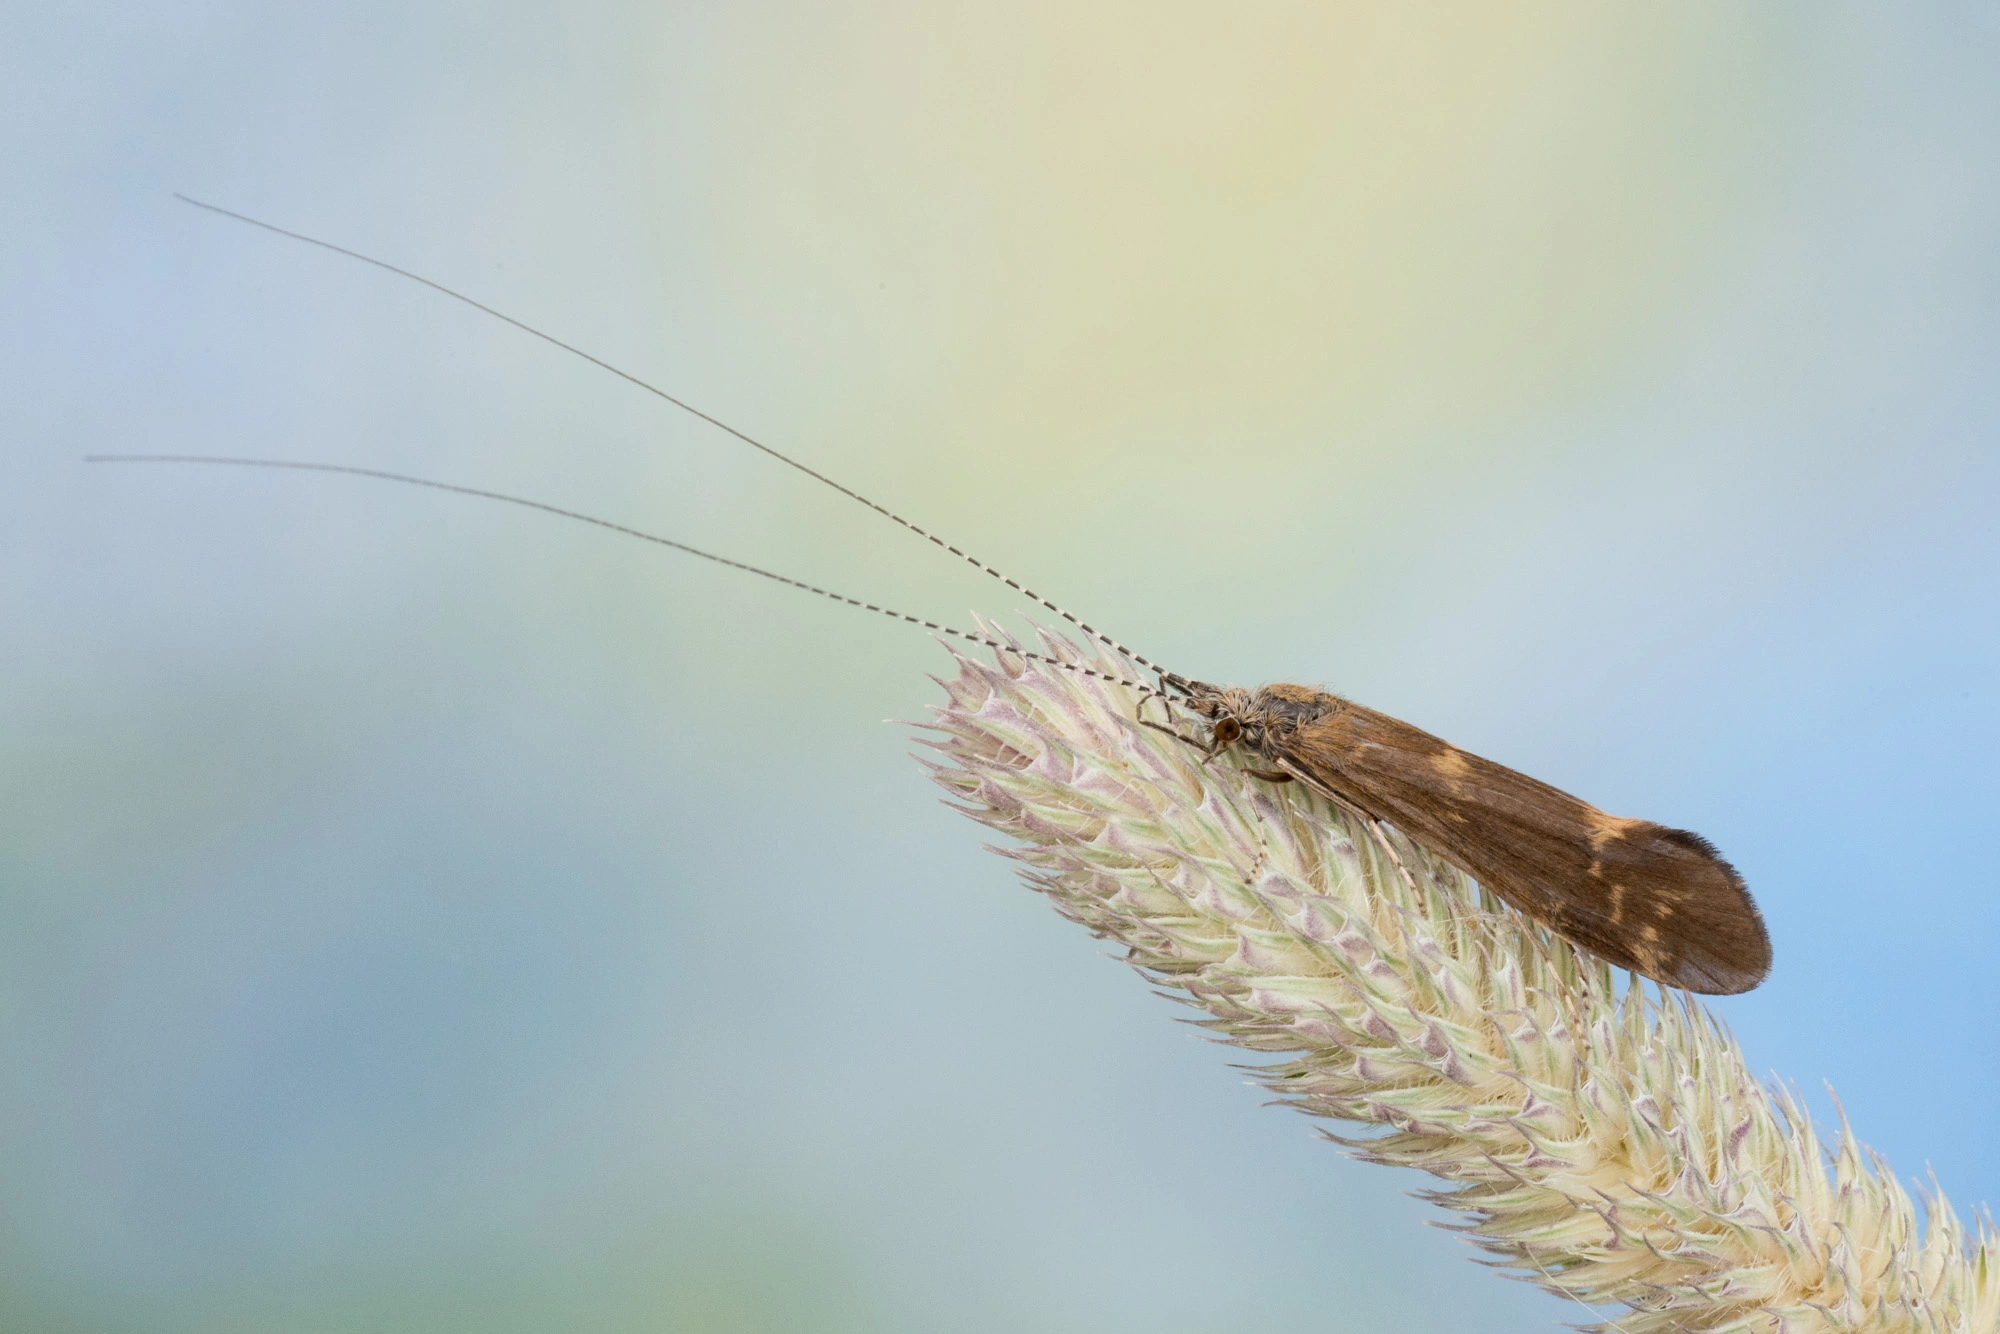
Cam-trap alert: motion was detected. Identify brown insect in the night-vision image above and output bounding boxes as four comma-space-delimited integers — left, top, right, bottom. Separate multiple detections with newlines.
116, 196, 1774, 998
1147, 676, 1771, 994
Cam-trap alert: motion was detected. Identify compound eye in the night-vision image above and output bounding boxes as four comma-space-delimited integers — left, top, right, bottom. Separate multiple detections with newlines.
1212, 716, 1243, 744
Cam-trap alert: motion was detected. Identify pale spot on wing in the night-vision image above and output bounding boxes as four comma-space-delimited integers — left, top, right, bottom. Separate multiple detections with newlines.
1587, 811, 1644, 850
1608, 882, 1626, 925
1429, 747, 1472, 784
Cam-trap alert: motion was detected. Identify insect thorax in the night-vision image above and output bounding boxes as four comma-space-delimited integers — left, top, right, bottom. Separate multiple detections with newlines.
1168, 678, 1339, 751
1248, 682, 1337, 723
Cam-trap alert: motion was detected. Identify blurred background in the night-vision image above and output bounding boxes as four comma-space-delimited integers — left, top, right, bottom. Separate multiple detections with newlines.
6, 3, 1998, 1330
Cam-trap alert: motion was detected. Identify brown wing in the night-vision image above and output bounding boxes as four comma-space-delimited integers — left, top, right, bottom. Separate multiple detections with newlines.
1268, 699, 1771, 994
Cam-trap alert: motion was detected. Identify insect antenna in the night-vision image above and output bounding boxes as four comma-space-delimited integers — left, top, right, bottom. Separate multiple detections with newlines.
171, 194, 1167, 681
83, 453, 1164, 698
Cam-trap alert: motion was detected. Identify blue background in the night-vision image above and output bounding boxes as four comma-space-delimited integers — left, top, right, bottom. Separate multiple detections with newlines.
6, 4, 1998, 1330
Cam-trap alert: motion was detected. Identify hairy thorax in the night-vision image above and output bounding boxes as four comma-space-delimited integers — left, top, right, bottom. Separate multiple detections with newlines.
1235, 683, 1345, 751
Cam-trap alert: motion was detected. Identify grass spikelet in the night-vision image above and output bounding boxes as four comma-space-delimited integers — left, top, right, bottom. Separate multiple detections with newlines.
918, 629, 1999, 1333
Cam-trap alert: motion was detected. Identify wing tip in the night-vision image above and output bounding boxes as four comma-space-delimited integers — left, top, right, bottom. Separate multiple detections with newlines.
1654, 824, 1773, 995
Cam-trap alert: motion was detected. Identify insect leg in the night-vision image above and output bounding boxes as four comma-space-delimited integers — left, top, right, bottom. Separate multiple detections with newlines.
1239, 793, 1271, 888
1311, 800, 1422, 898
1363, 819, 1422, 897
1285, 769, 1421, 897
1138, 717, 1207, 748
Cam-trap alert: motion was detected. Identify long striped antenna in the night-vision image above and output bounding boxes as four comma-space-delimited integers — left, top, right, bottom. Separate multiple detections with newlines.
172, 194, 1164, 679
84, 454, 1165, 698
